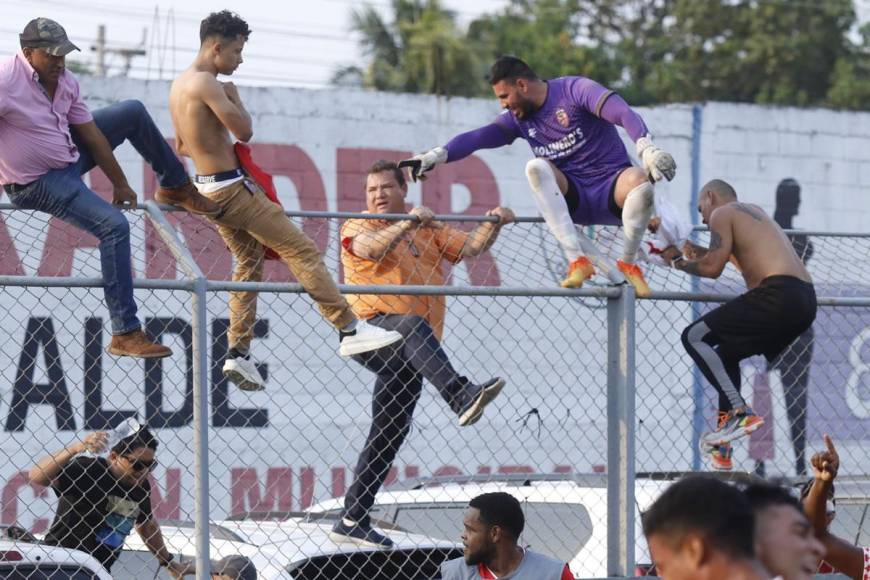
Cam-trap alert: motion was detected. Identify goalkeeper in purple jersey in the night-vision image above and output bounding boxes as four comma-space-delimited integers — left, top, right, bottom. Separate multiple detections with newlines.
400, 56, 676, 297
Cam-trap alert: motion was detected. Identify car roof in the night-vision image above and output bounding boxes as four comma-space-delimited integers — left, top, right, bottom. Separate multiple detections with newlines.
0, 539, 112, 580
306, 473, 679, 514
123, 516, 460, 568
824, 476, 870, 502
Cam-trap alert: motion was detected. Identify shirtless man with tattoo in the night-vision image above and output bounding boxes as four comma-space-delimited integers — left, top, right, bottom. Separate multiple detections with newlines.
660, 179, 816, 471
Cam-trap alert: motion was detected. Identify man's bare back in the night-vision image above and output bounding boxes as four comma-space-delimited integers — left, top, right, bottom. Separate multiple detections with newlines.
169, 67, 252, 175
716, 202, 811, 289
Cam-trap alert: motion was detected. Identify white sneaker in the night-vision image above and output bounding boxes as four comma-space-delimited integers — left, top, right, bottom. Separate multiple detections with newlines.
222, 356, 265, 391
458, 378, 506, 426
339, 320, 403, 357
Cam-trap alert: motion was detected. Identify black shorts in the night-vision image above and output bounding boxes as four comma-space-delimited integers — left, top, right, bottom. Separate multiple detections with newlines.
702, 275, 817, 362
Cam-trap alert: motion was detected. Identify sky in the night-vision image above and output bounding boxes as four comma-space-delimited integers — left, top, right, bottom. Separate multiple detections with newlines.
4, 0, 870, 89
2, 0, 510, 88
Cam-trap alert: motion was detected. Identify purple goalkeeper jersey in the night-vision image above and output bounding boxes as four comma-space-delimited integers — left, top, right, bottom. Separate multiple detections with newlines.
493, 76, 636, 182
443, 76, 650, 224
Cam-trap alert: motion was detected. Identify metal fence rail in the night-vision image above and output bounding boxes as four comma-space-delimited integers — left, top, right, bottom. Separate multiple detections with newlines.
0, 204, 867, 579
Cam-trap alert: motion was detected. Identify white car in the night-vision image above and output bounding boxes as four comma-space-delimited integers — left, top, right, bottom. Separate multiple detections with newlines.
0, 538, 112, 580
113, 516, 462, 579
305, 473, 689, 578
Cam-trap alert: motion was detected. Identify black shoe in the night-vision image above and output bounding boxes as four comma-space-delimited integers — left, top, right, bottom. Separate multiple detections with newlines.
329, 519, 394, 549
458, 378, 506, 426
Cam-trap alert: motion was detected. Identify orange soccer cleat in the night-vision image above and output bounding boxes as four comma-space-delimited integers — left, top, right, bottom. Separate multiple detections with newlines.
701, 407, 765, 447
616, 260, 652, 298
708, 442, 733, 471
560, 256, 595, 289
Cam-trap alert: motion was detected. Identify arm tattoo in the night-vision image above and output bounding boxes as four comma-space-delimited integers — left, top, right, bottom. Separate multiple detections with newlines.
708, 231, 722, 252
733, 203, 764, 221
676, 231, 721, 277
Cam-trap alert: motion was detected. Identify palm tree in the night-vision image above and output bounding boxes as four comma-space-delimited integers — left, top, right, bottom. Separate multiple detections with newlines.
332, 0, 484, 97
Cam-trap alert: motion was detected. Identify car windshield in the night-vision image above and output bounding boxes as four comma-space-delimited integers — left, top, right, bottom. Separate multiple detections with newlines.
0, 564, 98, 579
103, 548, 160, 580
829, 503, 870, 545
288, 547, 463, 579
391, 502, 593, 564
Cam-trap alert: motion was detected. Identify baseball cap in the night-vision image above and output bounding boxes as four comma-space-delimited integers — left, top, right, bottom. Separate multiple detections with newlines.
211, 555, 257, 580
19, 18, 80, 56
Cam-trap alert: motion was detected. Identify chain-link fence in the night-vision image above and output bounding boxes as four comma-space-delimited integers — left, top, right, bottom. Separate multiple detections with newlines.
0, 203, 867, 579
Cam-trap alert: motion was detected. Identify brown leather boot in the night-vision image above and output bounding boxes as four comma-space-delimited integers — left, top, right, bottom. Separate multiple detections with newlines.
107, 329, 172, 359
155, 180, 222, 217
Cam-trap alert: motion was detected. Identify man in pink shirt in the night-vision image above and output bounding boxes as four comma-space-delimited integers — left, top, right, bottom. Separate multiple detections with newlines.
0, 18, 220, 358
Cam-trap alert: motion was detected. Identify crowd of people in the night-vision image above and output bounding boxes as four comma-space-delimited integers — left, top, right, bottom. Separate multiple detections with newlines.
0, 6, 848, 580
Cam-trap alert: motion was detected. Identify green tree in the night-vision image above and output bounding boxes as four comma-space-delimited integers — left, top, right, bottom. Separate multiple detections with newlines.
337, 0, 870, 110
610, 0, 859, 107
466, 0, 621, 96
333, 0, 481, 97
826, 23, 870, 109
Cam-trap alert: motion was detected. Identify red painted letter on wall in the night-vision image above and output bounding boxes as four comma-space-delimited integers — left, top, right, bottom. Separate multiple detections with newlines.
230, 467, 293, 516
422, 156, 502, 286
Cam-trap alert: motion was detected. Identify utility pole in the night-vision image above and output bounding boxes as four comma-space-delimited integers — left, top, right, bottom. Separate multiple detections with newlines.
90, 24, 146, 77
93, 24, 105, 76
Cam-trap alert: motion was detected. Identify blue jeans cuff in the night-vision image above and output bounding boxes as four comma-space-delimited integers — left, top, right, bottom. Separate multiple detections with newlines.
112, 322, 141, 336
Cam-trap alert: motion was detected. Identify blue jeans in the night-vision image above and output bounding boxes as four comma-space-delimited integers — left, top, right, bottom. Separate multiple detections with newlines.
342, 314, 472, 525
8, 100, 189, 334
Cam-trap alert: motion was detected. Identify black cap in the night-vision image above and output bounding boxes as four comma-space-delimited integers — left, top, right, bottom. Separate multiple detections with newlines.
20, 18, 80, 56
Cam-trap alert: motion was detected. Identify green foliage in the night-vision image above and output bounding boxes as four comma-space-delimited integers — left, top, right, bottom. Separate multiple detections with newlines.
337, 0, 870, 110
826, 23, 870, 109
332, 0, 481, 97
66, 60, 91, 76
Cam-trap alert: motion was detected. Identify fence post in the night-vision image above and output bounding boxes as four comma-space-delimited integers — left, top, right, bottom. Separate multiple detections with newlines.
143, 202, 211, 579
192, 274, 210, 580
607, 284, 636, 576
690, 102, 706, 470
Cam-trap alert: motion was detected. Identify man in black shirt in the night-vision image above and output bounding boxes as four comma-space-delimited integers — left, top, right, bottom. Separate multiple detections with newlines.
28, 426, 192, 577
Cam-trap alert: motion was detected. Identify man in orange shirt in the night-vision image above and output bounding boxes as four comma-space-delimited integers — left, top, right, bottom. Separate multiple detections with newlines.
333, 160, 514, 549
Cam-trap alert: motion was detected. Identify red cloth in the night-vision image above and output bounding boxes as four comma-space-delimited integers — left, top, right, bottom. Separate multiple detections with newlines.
233, 142, 282, 260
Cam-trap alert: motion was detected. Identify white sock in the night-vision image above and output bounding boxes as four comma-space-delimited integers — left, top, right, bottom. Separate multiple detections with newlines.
620, 181, 655, 263
525, 159, 583, 262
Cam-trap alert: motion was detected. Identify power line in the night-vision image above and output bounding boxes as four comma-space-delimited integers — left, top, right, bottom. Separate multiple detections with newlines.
0, 26, 351, 70
26, 0, 363, 40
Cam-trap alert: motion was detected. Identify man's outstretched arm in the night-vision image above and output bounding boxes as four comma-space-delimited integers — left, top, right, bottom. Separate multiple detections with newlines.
573, 77, 676, 182
400, 120, 518, 182
27, 432, 108, 487
597, 91, 649, 142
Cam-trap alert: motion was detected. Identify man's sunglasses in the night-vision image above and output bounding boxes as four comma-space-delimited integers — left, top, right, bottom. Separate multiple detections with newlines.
124, 456, 158, 472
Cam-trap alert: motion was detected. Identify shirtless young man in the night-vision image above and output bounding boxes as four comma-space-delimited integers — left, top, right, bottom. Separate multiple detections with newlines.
168, 11, 401, 391
661, 179, 816, 471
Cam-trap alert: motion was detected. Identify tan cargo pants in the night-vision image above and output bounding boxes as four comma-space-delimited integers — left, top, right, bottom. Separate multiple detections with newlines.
205, 179, 355, 353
